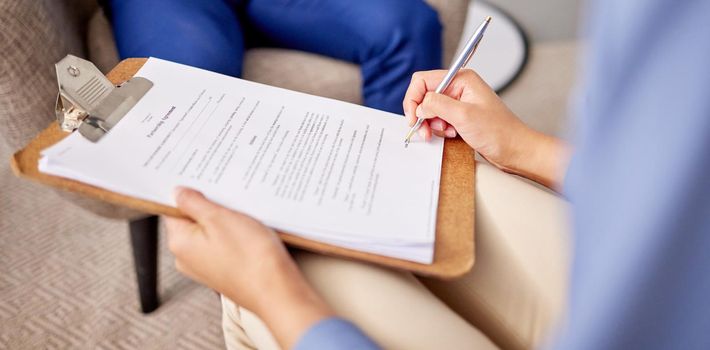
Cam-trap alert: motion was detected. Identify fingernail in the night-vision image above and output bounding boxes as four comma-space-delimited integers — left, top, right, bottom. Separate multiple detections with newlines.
418, 128, 427, 139
415, 105, 424, 118
431, 119, 444, 131
445, 128, 457, 138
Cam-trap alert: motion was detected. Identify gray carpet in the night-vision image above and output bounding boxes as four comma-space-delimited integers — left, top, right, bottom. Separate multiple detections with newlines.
0, 139, 225, 349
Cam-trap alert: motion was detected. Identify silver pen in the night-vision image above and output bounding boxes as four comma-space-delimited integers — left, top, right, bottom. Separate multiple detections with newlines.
404, 16, 491, 147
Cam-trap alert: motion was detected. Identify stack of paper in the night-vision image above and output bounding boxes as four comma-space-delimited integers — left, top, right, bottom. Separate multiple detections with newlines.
40, 58, 444, 264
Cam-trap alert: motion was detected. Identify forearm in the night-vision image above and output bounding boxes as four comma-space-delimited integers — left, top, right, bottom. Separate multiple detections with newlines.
505, 127, 572, 191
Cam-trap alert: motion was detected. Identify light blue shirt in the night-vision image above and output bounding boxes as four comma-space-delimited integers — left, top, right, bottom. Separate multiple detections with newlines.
295, 0, 710, 348
293, 318, 379, 350
554, 0, 710, 348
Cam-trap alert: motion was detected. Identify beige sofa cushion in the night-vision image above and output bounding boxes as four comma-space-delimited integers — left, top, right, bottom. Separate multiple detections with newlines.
0, 0, 88, 151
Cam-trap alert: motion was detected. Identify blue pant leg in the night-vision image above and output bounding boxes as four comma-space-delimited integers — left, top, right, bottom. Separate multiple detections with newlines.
245, 0, 442, 114
106, 0, 246, 77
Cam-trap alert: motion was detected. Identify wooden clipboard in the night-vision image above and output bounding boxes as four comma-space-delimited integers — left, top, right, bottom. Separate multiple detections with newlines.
10, 58, 475, 279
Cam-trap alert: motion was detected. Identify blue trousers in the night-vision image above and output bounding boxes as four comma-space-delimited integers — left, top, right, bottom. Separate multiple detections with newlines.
107, 0, 442, 114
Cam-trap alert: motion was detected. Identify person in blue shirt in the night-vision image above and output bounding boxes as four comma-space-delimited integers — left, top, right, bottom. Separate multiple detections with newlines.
102, 0, 442, 114
164, 0, 710, 348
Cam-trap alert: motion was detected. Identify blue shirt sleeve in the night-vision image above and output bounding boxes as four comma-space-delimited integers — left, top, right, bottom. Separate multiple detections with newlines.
294, 318, 380, 350
556, 0, 710, 349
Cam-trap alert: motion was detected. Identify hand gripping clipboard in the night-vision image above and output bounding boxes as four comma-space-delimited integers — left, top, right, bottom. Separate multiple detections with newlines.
11, 56, 475, 279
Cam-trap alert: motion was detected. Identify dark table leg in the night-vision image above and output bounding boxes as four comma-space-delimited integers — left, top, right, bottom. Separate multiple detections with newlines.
129, 215, 160, 313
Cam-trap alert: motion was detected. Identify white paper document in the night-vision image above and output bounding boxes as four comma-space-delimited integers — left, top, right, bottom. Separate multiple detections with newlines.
40, 58, 444, 263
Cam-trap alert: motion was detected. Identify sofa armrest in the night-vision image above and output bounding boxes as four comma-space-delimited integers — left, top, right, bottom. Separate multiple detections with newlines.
0, 0, 93, 151
425, 0, 469, 64
0, 0, 146, 220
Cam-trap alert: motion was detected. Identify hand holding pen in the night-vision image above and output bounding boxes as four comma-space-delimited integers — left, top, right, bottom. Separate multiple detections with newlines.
402, 15, 569, 189
404, 16, 491, 147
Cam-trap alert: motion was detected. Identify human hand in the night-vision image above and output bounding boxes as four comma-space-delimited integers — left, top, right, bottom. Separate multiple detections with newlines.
403, 69, 571, 189
164, 187, 333, 348
404, 69, 532, 171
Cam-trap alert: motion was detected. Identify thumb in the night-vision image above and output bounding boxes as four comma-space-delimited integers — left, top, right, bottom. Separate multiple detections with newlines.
418, 92, 471, 128
173, 187, 223, 224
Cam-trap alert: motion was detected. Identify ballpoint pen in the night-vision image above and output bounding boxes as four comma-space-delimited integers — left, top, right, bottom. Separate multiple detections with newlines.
404, 16, 492, 147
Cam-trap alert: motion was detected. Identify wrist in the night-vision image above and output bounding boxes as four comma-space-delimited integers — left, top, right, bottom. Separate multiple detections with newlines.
508, 128, 570, 190
261, 274, 334, 349
237, 255, 334, 349
496, 122, 538, 175
257, 270, 332, 322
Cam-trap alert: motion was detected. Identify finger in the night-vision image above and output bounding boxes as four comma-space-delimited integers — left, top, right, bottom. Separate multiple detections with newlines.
419, 92, 470, 127
444, 125, 458, 138
431, 128, 446, 138
164, 216, 201, 256
403, 70, 448, 119
429, 117, 448, 132
404, 70, 479, 119
409, 111, 445, 140
173, 187, 227, 225
429, 117, 446, 138
164, 215, 194, 233
417, 120, 432, 141
407, 112, 418, 127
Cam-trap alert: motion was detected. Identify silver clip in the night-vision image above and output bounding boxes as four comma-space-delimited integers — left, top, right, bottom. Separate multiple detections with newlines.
55, 55, 153, 142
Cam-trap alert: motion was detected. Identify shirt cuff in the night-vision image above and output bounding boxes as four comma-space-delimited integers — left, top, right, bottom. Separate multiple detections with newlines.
294, 317, 380, 350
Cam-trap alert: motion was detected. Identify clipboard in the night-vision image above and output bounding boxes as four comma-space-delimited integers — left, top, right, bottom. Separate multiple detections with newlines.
10, 57, 475, 279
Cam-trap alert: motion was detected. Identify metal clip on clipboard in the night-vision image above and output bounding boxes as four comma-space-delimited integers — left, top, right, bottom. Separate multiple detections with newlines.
55, 55, 153, 142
